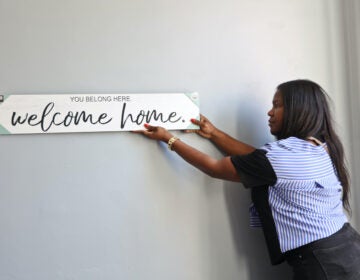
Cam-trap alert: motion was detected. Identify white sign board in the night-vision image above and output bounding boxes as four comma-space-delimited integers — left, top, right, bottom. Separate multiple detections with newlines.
0, 93, 200, 134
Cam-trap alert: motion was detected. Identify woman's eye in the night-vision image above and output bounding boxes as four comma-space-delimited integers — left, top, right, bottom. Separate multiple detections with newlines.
273, 102, 282, 108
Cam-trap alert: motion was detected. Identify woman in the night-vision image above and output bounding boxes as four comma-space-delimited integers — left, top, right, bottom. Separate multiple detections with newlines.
137, 79, 360, 279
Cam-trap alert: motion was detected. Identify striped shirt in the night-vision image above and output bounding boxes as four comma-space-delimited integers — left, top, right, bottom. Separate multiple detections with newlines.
261, 137, 348, 252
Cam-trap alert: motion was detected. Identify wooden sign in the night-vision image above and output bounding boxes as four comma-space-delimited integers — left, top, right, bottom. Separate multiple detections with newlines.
0, 93, 200, 134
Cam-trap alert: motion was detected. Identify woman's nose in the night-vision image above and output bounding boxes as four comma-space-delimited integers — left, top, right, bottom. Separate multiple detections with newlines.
268, 108, 273, 116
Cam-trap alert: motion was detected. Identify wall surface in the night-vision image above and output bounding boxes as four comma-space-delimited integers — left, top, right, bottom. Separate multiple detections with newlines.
342, 0, 360, 226
0, 0, 356, 279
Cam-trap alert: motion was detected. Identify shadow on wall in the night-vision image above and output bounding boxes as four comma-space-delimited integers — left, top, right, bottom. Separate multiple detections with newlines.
224, 183, 291, 280
223, 97, 292, 279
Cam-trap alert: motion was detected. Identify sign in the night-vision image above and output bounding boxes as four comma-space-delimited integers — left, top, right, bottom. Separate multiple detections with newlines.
0, 93, 200, 134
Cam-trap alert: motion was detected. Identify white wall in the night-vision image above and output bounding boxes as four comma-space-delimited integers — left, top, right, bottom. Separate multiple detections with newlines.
0, 0, 356, 279
341, 0, 360, 227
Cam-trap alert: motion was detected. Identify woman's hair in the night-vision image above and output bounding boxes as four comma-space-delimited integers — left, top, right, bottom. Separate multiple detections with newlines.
277, 79, 351, 213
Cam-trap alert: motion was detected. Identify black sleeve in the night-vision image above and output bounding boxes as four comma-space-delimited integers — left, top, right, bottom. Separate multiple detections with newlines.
230, 149, 277, 188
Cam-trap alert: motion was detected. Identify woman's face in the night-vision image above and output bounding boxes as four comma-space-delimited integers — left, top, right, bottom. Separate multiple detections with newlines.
268, 90, 284, 136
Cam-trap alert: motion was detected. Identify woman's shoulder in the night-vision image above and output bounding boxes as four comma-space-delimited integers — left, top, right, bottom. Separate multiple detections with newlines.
261, 137, 334, 179
261, 137, 326, 154
261, 136, 299, 151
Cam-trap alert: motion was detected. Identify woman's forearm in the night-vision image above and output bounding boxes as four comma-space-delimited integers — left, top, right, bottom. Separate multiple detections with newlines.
210, 128, 256, 156
190, 116, 255, 156
138, 123, 242, 181
169, 138, 241, 182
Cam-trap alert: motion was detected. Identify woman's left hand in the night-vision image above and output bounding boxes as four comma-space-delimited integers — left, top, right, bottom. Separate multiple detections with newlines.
136, 124, 173, 142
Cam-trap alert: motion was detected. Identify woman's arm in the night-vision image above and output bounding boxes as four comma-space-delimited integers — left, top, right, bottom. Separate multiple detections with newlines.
138, 124, 241, 182
190, 115, 256, 156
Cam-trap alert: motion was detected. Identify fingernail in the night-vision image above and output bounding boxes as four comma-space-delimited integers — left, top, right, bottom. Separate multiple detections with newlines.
144, 123, 149, 128
190, 118, 195, 122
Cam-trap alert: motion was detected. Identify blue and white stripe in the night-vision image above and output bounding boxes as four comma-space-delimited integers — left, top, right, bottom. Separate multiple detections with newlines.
261, 137, 348, 252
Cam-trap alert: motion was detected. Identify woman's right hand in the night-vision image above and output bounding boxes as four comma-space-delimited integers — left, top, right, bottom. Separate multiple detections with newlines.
189, 114, 217, 139
136, 124, 173, 143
